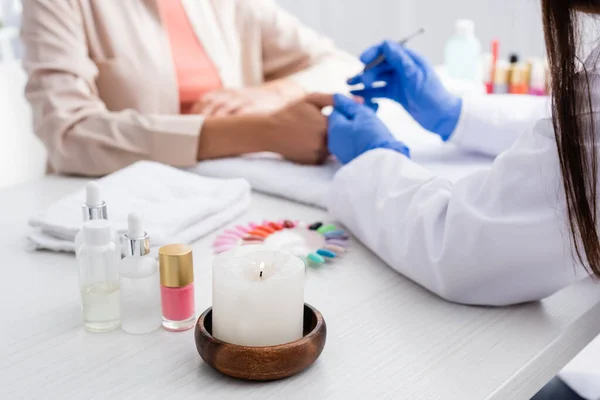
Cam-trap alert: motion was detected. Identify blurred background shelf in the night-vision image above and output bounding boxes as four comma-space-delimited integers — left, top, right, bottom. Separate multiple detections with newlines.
278, 0, 547, 63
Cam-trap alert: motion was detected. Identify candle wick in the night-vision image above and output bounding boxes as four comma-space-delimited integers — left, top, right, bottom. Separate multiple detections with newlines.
260, 270, 263, 278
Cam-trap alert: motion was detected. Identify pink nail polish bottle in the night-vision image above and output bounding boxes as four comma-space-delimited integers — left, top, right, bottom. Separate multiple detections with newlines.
158, 244, 195, 332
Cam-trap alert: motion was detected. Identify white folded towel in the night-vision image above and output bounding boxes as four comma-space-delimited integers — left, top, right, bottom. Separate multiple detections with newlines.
28, 161, 251, 252
191, 155, 339, 209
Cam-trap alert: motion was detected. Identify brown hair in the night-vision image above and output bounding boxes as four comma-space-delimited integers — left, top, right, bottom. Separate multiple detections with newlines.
542, 0, 600, 276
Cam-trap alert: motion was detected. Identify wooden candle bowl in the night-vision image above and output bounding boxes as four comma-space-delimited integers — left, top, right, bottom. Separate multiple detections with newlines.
194, 303, 326, 381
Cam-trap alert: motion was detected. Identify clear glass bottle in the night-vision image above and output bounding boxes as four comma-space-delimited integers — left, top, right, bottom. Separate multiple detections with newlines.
78, 219, 121, 332
120, 213, 161, 334
444, 19, 482, 82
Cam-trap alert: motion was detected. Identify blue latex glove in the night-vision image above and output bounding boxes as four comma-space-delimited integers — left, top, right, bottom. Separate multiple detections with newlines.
328, 94, 409, 165
348, 40, 462, 140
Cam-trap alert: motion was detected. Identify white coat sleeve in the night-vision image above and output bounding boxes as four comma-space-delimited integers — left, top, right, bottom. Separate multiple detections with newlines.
328, 116, 587, 306
448, 94, 551, 157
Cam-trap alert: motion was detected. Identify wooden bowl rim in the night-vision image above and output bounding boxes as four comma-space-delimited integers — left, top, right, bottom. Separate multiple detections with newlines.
197, 303, 324, 350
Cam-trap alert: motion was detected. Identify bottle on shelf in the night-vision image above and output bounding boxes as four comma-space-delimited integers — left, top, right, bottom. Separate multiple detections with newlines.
509, 63, 529, 94
529, 59, 547, 96
444, 19, 482, 82
493, 60, 510, 94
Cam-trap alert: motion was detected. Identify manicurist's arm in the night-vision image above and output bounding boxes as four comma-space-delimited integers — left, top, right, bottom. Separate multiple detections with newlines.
350, 40, 550, 157
327, 94, 586, 306
449, 94, 550, 156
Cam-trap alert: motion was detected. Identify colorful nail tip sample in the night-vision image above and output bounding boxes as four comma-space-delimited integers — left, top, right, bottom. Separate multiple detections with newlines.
247, 230, 268, 238
220, 233, 241, 241
215, 244, 235, 254
214, 235, 238, 242
283, 220, 296, 228
255, 226, 275, 234
324, 244, 345, 253
241, 240, 263, 246
268, 222, 283, 230
329, 235, 349, 241
224, 229, 243, 237
325, 239, 348, 248
214, 240, 237, 248
326, 234, 347, 240
317, 249, 336, 258
308, 222, 323, 230
236, 225, 250, 233
317, 224, 337, 234
307, 253, 326, 264
243, 235, 265, 242
324, 231, 349, 240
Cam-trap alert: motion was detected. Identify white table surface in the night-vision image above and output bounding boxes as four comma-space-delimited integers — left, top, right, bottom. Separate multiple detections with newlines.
2, 175, 600, 400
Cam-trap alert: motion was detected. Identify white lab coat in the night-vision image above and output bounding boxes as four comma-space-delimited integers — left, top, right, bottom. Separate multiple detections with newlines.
328, 50, 600, 397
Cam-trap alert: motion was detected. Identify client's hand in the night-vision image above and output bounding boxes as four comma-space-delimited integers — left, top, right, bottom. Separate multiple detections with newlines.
268, 93, 333, 165
190, 80, 305, 117
197, 93, 333, 165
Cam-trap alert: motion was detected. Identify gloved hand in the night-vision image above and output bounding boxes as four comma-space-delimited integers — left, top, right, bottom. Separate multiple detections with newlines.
328, 94, 409, 165
348, 40, 462, 140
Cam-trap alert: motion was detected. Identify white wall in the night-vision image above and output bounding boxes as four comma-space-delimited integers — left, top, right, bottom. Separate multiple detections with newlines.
277, 0, 547, 63
0, 0, 46, 189
0, 61, 46, 189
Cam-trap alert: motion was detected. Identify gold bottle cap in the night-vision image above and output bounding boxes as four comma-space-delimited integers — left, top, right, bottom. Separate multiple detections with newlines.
159, 244, 194, 288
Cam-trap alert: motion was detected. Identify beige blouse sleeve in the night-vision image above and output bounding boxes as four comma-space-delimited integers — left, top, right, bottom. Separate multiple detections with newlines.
241, 0, 361, 93
21, 0, 203, 177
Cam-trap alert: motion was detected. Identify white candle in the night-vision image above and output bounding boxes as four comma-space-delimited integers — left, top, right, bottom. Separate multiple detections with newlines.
212, 245, 305, 346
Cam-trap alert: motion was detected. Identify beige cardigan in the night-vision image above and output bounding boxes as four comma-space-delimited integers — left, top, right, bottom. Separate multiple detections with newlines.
21, 0, 360, 176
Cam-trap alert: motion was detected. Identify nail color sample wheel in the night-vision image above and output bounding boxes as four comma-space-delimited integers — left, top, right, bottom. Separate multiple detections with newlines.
213, 220, 349, 266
